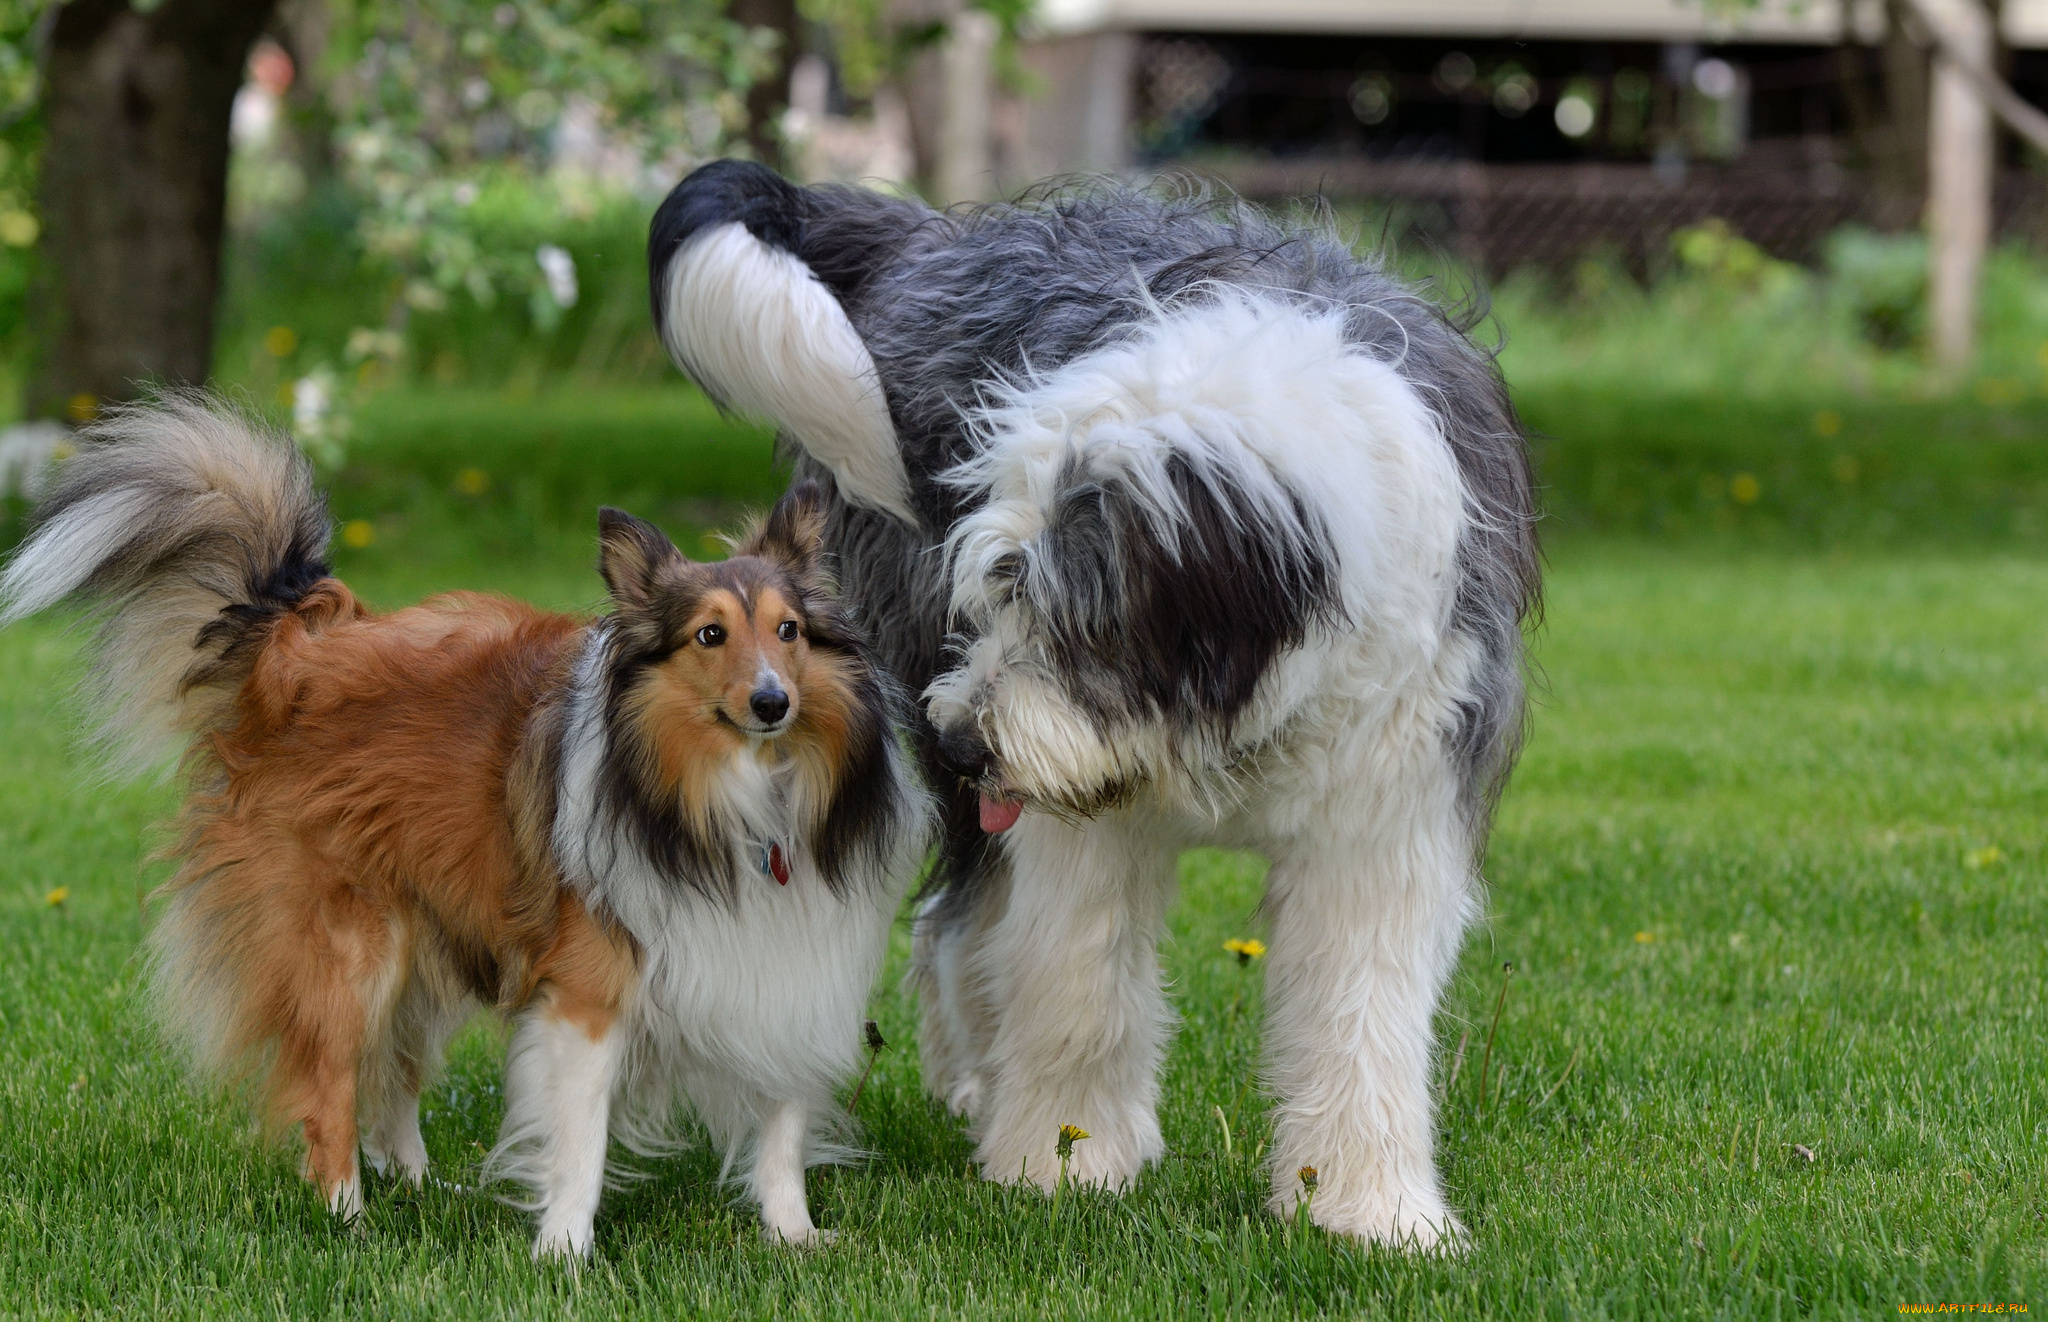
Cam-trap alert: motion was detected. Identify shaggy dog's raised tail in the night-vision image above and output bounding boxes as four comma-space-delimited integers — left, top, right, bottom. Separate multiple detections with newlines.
0, 394, 333, 774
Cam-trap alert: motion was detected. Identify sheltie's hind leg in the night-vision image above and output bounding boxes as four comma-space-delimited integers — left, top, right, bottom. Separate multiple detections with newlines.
273, 989, 379, 1221
361, 964, 474, 1186
256, 874, 403, 1222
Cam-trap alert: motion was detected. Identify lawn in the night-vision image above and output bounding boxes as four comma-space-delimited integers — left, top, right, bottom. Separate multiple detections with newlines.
0, 400, 2044, 1317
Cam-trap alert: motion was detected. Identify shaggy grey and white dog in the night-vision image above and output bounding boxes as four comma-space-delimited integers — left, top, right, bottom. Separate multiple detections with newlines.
647, 161, 1539, 1247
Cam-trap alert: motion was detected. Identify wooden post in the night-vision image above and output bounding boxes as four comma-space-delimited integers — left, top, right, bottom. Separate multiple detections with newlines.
1927, 0, 1993, 373
937, 8, 998, 203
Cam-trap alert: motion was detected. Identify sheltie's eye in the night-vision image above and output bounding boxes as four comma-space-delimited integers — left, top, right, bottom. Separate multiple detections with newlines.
776, 620, 799, 643
695, 623, 726, 647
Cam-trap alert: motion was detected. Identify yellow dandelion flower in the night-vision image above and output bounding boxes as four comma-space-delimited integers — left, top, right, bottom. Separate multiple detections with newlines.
453, 467, 490, 496
1297, 1165, 1318, 1194
1223, 937, 1267, 965
1729, 473, 1761, 505
340, 519, 375, 549
1633, 930, 1657, 944
263, 326, 299, 358
1056, 1123, 1089, 1159
1812, 409, 1842, 438
1964, 845, 2004, 870
44, 887, 69, 906
66, 393, 98, 424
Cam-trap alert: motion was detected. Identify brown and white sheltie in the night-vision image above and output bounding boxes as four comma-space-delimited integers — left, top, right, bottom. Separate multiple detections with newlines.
0, 396, 931, 1254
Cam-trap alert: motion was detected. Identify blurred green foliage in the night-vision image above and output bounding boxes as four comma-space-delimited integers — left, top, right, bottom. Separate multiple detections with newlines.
1491, 222, 2048, 397
215, 184, 669, 397
0, 0, 44, 377
322, 0, 772, 331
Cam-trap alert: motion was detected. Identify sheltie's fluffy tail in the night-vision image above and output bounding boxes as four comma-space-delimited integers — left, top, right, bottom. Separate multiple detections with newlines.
0, 394, 332, 773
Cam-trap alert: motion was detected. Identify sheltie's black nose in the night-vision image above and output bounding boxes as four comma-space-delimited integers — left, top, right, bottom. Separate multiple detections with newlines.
750, 687, 790, 725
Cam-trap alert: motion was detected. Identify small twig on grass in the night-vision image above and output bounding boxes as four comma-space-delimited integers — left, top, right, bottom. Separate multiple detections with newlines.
1478, 962, 1513, 1116
1750, 1117, 1765, 1172
1534, 1046, 1581, 1109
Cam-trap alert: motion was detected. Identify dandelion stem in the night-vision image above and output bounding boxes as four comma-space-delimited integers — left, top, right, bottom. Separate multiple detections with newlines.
844, 1020, 887, 1117
1293, 1167, 1318, 1235
1478, 962, 1513, 1116
1050, 1124, 1087, 1223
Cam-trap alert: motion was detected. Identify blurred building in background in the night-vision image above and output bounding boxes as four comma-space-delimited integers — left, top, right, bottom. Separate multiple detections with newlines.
928, 0, 2048, 272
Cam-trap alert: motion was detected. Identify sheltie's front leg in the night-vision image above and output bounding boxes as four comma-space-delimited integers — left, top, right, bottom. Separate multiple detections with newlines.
752, 1099, 830, 1246
496, 989, 626, 1259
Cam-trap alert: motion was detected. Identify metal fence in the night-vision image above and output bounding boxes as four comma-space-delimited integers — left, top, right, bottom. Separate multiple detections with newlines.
1190, 156, 2048, 274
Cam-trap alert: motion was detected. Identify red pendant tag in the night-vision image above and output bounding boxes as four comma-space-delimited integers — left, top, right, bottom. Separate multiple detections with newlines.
768, 843, 790, 886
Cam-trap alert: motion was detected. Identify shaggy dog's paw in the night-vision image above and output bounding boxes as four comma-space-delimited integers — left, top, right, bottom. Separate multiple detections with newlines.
761, 1224, 837, 1249
531, 1223, 595, 1263
1291, 1199, 1467, 1253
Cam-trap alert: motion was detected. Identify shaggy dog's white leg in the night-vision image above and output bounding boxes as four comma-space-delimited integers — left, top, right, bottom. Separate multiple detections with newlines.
1260, 713, 1473, 1250
971, 813, 1178, 1191
497, 1008, 625, 1259
908, 860, 1010, 1120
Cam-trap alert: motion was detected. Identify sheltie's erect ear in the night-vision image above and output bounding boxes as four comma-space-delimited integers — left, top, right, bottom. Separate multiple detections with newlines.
742, 479, 826, 577
597, 506, 685, 609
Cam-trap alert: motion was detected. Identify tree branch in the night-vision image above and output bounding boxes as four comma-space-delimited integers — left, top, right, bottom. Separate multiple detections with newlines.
1901, 0, 2048, 153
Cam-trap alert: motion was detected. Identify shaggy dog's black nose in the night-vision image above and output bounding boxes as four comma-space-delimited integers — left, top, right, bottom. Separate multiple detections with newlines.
935, 726, 992, 780
750, 688, 790, 725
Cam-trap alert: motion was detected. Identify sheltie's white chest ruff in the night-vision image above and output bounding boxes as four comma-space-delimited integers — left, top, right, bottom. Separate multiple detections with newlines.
548, 635, 900, 1103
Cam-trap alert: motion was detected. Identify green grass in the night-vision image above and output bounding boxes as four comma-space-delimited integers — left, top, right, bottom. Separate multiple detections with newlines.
1520, 387, 2048, 546
3, 510, 2043, 1315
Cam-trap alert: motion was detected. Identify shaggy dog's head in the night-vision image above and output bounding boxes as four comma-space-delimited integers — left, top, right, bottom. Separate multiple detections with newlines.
923, 369, 1340, 830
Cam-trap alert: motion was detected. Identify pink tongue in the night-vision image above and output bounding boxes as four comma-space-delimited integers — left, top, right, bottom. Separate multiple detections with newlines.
978, 794, 1024, 834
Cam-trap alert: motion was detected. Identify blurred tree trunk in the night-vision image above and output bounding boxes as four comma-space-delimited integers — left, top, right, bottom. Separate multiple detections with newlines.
733, 0, 800, 170
29, 0, 278, 421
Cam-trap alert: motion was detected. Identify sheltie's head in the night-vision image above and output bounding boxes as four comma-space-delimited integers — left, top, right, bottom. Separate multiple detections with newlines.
588, 481, 911, 899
